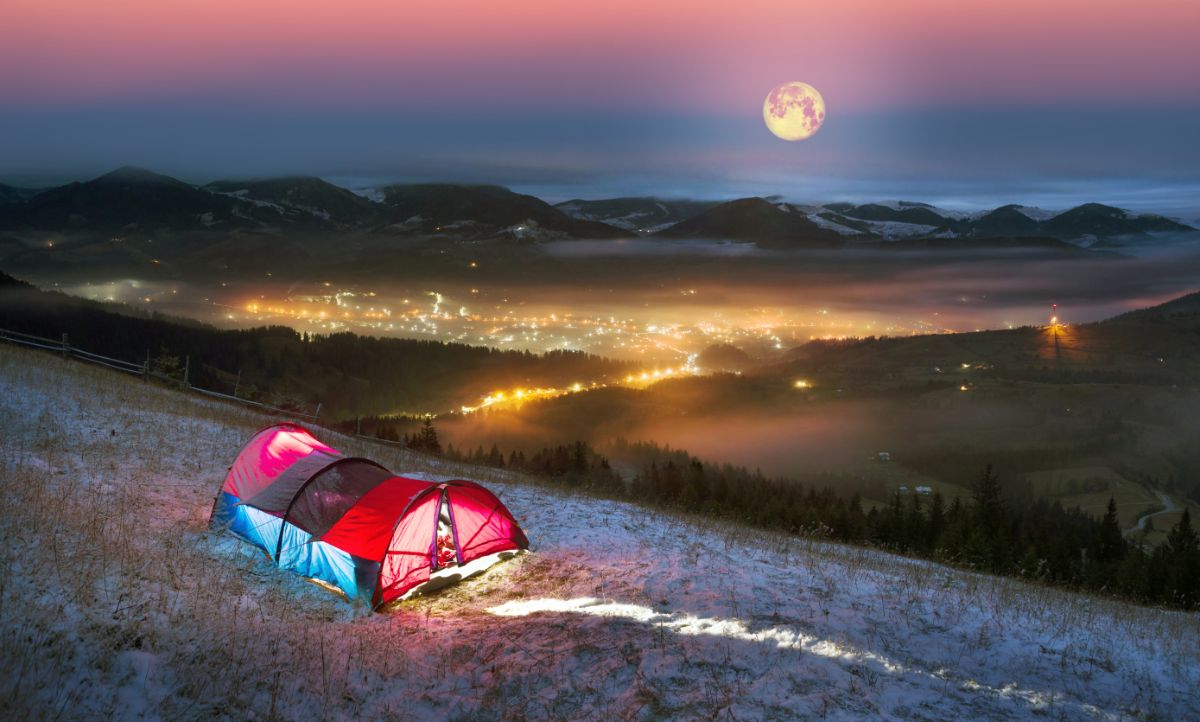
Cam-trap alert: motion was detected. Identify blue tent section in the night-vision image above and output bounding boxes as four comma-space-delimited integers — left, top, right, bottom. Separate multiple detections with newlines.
219, 493, 363, 601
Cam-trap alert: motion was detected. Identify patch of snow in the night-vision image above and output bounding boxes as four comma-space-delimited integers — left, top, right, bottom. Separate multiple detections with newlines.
346, 186, 387, 203
935, 207, 992, 221
806, 212, 867, 235
861, 219, 942, 239
214, 190, 288, 214
1015, 206, 1058, 221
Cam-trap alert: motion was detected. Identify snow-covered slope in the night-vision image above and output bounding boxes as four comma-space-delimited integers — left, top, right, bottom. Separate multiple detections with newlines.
0, 343, 1196, 720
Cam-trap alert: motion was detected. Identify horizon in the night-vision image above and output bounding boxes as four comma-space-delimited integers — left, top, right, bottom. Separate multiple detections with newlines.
4, 1, 1200, 217
7, 163, 1200, 222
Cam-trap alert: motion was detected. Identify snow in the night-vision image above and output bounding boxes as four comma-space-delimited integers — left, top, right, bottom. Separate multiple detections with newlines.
361, 188, 387, 203
806, 212, 867, 235
0, 343, 1197, 720
557, 204, 659, 232
1014, 206, 1058, 221
212, 189, 334, 221
859, 219, 942, 238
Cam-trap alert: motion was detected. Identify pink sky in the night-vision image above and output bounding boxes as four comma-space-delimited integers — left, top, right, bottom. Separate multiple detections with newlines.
2, 0, 1198, 113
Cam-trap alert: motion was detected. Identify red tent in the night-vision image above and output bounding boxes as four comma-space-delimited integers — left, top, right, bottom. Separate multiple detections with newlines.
210, 423, 529, 608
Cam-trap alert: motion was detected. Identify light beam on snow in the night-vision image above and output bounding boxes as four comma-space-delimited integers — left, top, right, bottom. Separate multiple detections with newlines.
487, 597, 1085, 715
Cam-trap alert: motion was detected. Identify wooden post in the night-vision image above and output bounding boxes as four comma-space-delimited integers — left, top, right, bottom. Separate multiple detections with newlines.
61, 333, 69, 359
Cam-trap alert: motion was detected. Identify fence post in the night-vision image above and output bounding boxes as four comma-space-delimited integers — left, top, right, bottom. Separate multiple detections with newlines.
61, 333, 69, 360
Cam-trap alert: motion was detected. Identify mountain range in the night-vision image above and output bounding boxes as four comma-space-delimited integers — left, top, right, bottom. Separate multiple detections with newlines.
0, 167, 1192, 246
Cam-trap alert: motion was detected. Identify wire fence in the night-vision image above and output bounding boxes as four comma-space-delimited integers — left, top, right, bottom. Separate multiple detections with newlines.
0, 326, 321, 421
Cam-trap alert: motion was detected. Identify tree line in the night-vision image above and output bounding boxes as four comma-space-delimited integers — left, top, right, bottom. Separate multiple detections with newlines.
387, 418, 1199, 610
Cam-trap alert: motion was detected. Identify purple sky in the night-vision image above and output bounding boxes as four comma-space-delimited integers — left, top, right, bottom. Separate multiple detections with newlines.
1, 0, 1198, 214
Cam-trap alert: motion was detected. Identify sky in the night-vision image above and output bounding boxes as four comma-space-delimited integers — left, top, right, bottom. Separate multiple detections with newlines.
2, 0, 1199, 212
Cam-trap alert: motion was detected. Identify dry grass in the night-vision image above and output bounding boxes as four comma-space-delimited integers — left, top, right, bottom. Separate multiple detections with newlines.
0, 346, 664, 719
0, 343, 1197, 721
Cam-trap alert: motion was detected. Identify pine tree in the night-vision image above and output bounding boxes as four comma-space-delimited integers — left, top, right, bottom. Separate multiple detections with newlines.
967, 465, 1009, 573
1166, 509, 1197, 555
1165, 509, 1199, 608
487, 443, 505, 468
1096, 497, 1125, 564
572, 441, 588, 475
927, 492, 946, 552
972, 464, 1005, 532
417, 417, 441, 455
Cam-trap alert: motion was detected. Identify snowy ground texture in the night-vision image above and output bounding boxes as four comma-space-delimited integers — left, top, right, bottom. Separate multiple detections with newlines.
1, 343, 1197, 721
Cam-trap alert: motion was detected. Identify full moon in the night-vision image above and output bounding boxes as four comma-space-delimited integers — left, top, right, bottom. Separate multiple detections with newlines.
763, 81, 825, 141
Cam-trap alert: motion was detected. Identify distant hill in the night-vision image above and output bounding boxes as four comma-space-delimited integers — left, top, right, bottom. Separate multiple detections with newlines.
378, 184, 627, 240
555, 197, 719, 233
0, 167, 245, 231
205, 176, 379, 228
813, 201, 1194, 243
0, 183, 39, 204
655, 197, 846, 248
1106, 289, 1200, 325
965, 205, 1042, 237
0, 169, 628, 241
1040, 203, 1193, 240
769, 290, 1200, 390
697, 343, 757, 372
1, 166, 1192, 245
825, 202, 954, 229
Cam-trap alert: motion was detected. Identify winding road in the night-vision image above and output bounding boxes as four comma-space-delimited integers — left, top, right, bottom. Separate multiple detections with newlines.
1125, 490, 1181, 536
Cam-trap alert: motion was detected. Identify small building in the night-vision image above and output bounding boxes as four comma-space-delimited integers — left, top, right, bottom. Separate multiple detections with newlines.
916, 486, 932, 495
878, 451, 891, 462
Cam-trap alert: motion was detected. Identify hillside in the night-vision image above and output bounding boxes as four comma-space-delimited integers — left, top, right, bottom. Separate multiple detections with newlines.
0, 342, 1196, 719
0, 168, 630, 246
655, 197, 846, 248
555, 197, 719, 233
0, 167, 1191, 250
0, 183, 38, 204
0, 271, 636, 417
205, 176, 380, 228
817, 201, 1194, 242
0, 166, 246, 231
377, 183, 627, 240
774, 291, 1200, 388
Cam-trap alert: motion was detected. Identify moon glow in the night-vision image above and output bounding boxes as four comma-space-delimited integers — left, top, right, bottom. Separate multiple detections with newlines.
763, 81, 825, 141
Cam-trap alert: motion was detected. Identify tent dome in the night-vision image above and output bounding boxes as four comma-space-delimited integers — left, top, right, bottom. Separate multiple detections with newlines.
210, 423, 529, 608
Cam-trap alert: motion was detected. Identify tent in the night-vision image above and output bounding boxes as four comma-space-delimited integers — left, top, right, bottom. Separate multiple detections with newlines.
209, 423, 529, 608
